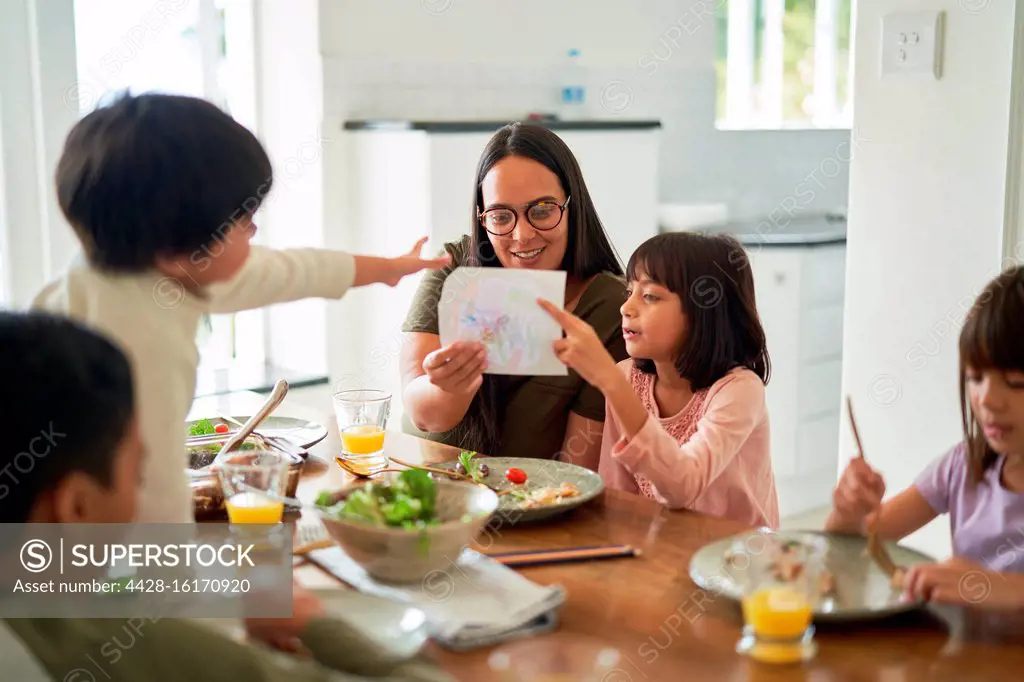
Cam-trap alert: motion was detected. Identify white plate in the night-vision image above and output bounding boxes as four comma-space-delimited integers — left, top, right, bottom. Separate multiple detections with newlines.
314, 589, 429, 658
197, 590, 428, 659
185, 415, 329, 449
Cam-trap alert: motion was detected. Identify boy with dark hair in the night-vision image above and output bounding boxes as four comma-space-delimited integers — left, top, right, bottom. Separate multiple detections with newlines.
33, 92, 447, 523
0, 311, 453, 682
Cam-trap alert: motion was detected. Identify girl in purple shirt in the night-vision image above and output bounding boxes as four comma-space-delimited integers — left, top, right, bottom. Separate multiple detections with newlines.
827, 267, 1024, 609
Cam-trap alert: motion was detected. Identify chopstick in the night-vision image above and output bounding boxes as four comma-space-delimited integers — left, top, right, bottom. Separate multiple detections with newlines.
846, 396, 900, 579
846, 395, 866, 462
482, 545, 640, 568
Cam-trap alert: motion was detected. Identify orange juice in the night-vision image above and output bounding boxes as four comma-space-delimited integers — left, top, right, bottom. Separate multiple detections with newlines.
225, 492, 284, 524
342, 425, 385, 455
741, 586, 813, 639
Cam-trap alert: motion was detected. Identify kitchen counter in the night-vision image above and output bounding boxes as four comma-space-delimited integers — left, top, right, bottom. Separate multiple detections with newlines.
696, 213, 847, 246
342, 119, 662, 133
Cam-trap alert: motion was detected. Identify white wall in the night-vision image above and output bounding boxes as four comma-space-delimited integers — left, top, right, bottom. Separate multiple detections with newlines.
841, 2, 1019, 558
317, 0, 851, 222
251, 0, 341, 378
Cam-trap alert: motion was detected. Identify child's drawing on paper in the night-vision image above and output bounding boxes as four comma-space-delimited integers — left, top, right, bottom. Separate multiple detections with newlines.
438, 267, 567, 376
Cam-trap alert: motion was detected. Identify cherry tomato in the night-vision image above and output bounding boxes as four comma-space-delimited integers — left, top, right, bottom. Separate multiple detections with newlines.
505, 467, 528, 485
214, 423, 230, 434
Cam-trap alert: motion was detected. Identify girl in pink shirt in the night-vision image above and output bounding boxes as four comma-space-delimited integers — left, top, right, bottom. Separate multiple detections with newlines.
827, 266, 1024, 610
539, 232, 779, 528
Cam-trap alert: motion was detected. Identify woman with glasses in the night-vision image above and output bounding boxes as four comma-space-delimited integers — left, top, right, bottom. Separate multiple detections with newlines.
399, 123, 627, 467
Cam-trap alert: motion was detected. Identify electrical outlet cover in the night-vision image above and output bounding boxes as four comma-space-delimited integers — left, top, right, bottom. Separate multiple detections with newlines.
881, 11, 945, 79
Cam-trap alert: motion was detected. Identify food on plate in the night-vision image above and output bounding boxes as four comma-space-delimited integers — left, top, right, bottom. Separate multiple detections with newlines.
455, 450, 490, 479
187, 440, 258, 469
316, 469, 455, 530
215, 423, 230, 434
450, 452, 581, 509
724, 538, 836, 598
505, 467, 528, 485
507, 482, 581, 509
456, 450, 490, 481
189, 418, 217, 437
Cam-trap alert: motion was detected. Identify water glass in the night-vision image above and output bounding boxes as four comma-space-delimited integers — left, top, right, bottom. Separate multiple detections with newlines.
487, 633, 624, 681
333, 389, 391, 475
734, 529, 826, 664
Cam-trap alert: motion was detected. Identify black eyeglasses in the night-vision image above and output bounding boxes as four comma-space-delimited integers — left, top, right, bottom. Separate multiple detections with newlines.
477, 196, 571, 236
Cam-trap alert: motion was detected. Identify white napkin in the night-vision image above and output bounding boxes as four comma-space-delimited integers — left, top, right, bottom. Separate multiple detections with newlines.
306, 546, 566, 650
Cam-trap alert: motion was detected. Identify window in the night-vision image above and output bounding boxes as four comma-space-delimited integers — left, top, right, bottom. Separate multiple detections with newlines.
72, 0, 262, 369
715, 0, 855, 130
0, 127, 7, 308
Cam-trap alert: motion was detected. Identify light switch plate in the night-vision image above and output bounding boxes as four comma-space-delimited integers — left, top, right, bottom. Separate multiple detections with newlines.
880, 11, 945, 78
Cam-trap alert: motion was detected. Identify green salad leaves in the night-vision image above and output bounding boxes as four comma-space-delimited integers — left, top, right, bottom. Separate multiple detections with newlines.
317, 469, 439, 530
459, 450, 487, 483
189, 418, 216, 437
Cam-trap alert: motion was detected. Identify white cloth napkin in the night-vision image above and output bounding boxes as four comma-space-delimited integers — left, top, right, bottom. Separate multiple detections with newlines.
306, 546, 566, 650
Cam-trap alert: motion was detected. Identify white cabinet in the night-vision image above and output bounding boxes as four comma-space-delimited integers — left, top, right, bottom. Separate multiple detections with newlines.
748, 243, 846, 518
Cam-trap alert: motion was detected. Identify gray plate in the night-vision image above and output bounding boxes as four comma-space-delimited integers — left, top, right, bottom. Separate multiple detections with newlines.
688, 530, 936, 621
434, 457, 604, 525
185, 415, 328, 449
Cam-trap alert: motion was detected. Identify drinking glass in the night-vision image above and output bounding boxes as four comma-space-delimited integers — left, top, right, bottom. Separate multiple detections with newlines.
333, 389, 391, 475
734, 529, 826, 664
487, 633, 624, 681
217, 451, 288, 531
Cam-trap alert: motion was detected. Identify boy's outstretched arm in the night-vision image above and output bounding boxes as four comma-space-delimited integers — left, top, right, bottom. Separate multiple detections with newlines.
207, 237, 449, 314
352, 237, 451, 287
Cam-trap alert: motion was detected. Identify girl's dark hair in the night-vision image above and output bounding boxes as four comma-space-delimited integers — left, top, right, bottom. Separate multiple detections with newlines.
958, 266, 1024, 485
55, 91, 273, 271
0, 312, 134, 523
458, 122, 624, 456
627, 232, 770, 389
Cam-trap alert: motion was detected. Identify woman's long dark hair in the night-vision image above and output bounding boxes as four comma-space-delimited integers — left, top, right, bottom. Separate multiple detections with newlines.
457, 122, 623, 456
959, 266, 1024, 486
628, 232, 770, 388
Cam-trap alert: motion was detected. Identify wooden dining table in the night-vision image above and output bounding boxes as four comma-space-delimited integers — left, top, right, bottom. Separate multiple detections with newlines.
190, 391, 1024, 681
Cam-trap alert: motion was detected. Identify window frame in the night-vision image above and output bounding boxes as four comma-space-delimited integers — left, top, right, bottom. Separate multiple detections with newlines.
717, 0, 856, 132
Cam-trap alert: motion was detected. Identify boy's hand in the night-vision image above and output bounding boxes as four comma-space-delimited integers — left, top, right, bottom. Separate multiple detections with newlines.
538, 298, 619, 390
352, 237, 451, 288
245, 584, 326, 652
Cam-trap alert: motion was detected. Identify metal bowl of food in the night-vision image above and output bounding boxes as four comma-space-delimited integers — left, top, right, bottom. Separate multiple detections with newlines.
187, 433, 306, 520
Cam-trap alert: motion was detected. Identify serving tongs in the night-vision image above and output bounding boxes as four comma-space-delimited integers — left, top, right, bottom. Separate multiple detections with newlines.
211, 380, 289, 467
846, 396, 903, 584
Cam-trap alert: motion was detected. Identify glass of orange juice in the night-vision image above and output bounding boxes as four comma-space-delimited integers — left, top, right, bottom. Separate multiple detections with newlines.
333, 389, 391, 475
217, 451, 288, 527
734, 530, 826, 664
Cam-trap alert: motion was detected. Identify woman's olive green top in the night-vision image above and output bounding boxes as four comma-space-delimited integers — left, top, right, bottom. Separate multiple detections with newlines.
402, 236, 628, 460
